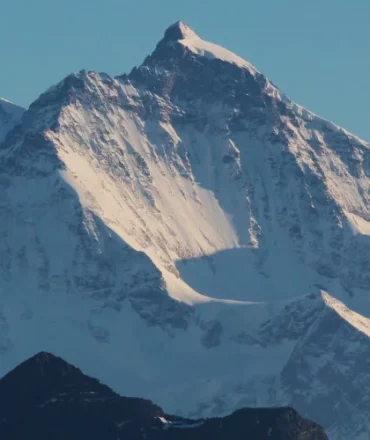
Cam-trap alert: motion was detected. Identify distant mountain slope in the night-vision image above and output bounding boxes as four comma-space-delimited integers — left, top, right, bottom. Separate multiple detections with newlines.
0, 21, 370, 439
0, 352, 328, 440
0, 98, 24, 142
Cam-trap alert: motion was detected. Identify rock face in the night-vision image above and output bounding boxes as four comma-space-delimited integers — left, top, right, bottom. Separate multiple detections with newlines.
0, 352, 328, 440
0, 21, 370, 439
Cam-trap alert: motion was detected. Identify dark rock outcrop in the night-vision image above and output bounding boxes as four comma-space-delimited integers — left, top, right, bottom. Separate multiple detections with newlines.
0, 352, 328, 440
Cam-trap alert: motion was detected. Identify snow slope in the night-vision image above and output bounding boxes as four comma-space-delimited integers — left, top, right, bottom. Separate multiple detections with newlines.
1, 21, 370, 440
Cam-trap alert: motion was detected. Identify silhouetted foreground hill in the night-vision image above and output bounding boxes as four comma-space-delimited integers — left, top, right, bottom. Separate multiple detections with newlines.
0, 352, 327, 439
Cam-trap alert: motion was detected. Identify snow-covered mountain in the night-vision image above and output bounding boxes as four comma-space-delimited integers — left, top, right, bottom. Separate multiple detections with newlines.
0, 352, 328, 440
1, 21, 370, 439
0, 98, 24, 142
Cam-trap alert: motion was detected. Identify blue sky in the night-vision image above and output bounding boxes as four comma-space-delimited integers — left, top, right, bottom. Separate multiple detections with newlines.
1, 0, 369, 140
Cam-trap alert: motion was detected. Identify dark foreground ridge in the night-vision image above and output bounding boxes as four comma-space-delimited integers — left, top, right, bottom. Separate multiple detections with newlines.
0, 352, 327, 440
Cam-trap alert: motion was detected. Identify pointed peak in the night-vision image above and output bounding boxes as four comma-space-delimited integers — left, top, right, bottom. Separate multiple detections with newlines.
2, 351, 70, 378
28, 351, 61, 363
163, 21, 199, 42
146, 21, 258, 74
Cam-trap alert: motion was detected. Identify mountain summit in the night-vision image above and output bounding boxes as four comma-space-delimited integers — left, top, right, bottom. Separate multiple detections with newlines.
163, 21, 199, 41
1, 23, 370, 440
157, 20, 254, 70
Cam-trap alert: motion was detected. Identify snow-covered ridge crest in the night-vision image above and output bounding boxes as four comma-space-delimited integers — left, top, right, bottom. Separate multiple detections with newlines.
164, 20, 200, 41
159, 20, 258, 73
0, 98, 25, 143
322, 291, 370, 338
